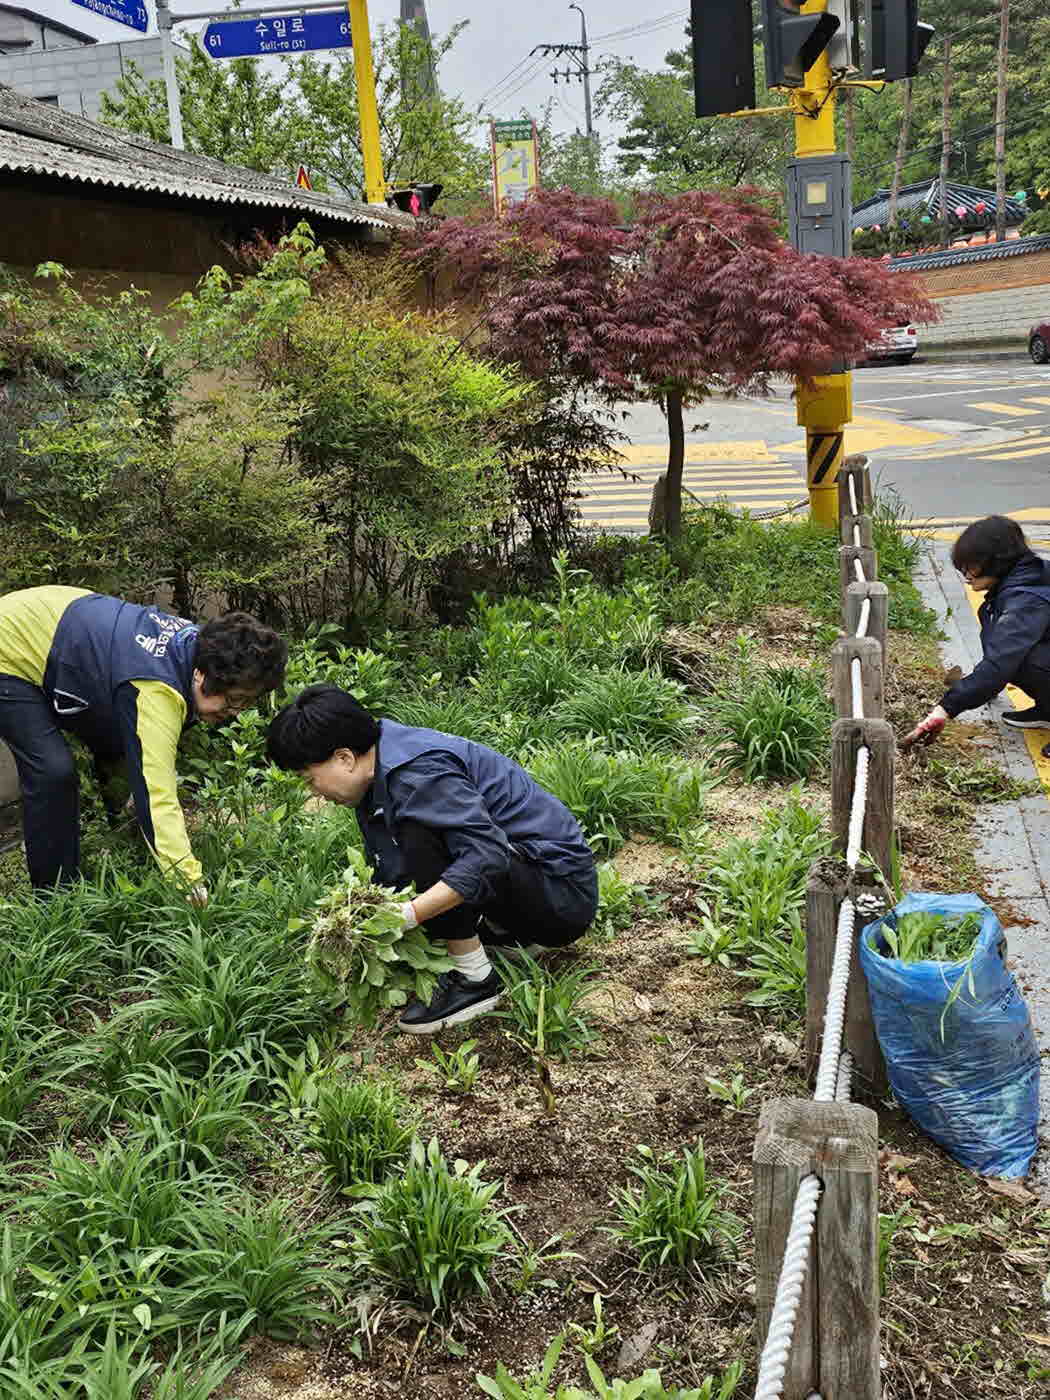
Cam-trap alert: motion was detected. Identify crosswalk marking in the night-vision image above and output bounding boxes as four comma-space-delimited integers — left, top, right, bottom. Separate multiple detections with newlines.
970, 401, 1044, 416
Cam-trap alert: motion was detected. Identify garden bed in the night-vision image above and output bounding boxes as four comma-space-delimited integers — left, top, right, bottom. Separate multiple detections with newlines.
1, 511, 1047, 1399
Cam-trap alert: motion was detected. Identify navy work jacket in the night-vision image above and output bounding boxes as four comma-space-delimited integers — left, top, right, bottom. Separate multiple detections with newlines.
356, 719, 594, 902
943, 551, 1050, 717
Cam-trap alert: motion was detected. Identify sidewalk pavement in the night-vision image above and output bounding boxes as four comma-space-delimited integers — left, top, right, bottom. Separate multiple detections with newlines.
918, 545, 1050, 1193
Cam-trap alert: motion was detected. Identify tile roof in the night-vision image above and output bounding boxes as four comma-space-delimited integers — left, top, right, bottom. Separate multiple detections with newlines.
0, 82, 413, 232
853, 179, 1028, 232
887, 232, 1050, 273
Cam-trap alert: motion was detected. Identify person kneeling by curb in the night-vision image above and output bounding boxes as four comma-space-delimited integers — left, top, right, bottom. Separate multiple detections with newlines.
904, 515, 1050, 751
266, 685, 598, 1034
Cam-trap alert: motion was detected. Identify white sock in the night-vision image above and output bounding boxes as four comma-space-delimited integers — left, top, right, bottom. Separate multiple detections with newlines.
451, 946, 492, 983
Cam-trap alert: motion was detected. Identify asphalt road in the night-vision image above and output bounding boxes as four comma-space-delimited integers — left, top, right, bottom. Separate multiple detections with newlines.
580, 355, 1050, 536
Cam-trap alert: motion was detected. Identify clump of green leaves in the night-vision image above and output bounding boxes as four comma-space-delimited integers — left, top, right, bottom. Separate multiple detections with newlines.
415, 1039, 481, 1094
527, 740, 715, 851
925, 754, 1039, 802
496, 953, 597, 1062
872, 911, 981, 964
307, 850, 453, 1024
305, 1076, 414, 1188
707, 664, 831, 782
351, 1137, 513, 1313
476, 1333, 744, 1399
549, 668, 694, 750
607, 1142, 740, 1275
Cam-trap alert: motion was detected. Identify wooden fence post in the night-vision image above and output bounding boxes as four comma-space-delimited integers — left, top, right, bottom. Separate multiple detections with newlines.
838, 454, 872, 524
754, 1099, 880, 1400
846, 580, 889, 657
839, 545, 879, 620
831, 717, 895, 882
831, 635, 884, 718
805, 863, 888, 1096
839, 513, 874, 549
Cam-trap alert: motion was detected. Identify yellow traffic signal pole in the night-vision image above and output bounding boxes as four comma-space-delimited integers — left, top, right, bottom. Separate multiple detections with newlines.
791, 0, 850, 527
347, 0, 386, 204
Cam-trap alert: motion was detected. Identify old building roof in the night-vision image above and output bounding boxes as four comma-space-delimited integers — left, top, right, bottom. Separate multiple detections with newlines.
887, 231, 1050, 273
0, 81, 413, 232
853, 179, 1028, 232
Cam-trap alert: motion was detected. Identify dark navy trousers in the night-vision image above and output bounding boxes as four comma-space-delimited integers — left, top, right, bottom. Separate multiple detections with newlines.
0, 674, 80, 889
397, 820, 597, 948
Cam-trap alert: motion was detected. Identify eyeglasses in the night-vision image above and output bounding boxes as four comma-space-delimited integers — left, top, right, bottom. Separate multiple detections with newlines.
956, 565, 985, 582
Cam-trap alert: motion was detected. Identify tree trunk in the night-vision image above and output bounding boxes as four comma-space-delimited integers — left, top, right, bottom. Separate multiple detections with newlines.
888, 79, 912, 238
938, 34, 953, 249
995, 0, 1010, 243
664, 388, 685, 539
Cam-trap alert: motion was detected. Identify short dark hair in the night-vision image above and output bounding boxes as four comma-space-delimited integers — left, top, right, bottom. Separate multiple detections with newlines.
267, 684, 380, 769
951, 516, 1028, 581
194, 612, 287, 696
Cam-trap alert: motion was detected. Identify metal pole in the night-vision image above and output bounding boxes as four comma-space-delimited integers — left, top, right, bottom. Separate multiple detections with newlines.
792, 0, 850, 528
156, 0, 185, 149
569, 2, 595, 187
347, 0, 386, 204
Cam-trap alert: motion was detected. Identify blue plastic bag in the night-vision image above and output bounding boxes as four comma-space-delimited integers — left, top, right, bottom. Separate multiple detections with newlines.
860, 892, 1039, 1179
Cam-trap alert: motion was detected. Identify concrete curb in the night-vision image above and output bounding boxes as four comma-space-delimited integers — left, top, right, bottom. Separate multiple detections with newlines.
916, 546, 1050, 1192
916, 347, 1031, 364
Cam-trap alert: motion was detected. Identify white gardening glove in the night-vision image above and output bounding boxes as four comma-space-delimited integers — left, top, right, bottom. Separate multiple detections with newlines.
188, 883, 209, 908
401, 900, 419, 929
901, 704, 949, 749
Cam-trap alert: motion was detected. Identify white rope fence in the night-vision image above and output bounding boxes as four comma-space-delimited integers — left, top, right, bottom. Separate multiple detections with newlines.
753, 463, 880, 1400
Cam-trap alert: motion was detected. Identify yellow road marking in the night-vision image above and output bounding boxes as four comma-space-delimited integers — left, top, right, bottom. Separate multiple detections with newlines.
783, 411, 945, 455
1022, 396, 1050, 407
970, 401, 1043, 416
605, 440, 774, 464
977, 444, 1050, 460
962, 580, 1050, 793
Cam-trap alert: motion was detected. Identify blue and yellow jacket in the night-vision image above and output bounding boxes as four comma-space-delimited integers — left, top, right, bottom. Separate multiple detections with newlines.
0, 586, 203, 883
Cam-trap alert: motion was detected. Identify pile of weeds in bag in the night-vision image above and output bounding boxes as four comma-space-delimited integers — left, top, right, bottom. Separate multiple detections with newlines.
860, 892, 1039, 1179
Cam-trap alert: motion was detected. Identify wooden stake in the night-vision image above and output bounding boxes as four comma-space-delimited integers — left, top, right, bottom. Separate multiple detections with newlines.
831, 635, 884, 719
846, 580, 889, 658
754, 1099, 880, 1400
831, 717, 894, 882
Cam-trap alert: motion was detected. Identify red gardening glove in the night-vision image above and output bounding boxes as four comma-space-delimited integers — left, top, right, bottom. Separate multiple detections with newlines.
901, 705, 948, 749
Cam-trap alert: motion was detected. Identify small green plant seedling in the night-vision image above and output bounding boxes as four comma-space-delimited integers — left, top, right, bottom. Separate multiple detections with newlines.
416, 1039, 481, 1094
509, 1232, 579, 1296
878, 1207, 917, 1294
567, 1293, 620, 1358
704, 1073, 754, 1113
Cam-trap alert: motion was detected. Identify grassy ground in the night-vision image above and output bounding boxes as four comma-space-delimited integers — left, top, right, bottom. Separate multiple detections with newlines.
0, 510, 1047, 1398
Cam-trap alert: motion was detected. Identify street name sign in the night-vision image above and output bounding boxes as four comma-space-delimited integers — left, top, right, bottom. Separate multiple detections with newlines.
203, 10, 352, 58
70, 0, 148, 33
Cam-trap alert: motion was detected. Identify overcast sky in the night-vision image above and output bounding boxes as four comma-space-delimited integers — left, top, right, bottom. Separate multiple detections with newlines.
32, 0, 689, 142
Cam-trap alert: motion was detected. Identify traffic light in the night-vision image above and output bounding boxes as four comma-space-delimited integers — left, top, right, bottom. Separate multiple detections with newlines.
762, 0, 840, 88
860, 0, 934, 81
690, 0, 756, 119
386, 182, 443, 216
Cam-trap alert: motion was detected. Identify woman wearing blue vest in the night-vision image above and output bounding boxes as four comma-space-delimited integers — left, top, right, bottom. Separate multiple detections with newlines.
904, 516, 1050, 748
0, 587, 286, 898
266, 684, 599, 1034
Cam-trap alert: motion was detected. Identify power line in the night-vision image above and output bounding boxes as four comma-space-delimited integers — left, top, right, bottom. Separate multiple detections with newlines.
590, 10, 686, 44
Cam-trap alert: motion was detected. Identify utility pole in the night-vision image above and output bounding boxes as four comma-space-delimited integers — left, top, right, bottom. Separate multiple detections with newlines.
533, 4, 597, 188
938, 31, 952, 248
155, 0, 184, 149
994, 0, 1009, 243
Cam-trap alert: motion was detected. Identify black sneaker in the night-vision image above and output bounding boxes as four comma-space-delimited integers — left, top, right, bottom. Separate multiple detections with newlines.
397, 970, 502, 1035
1002, 707, 1050, 730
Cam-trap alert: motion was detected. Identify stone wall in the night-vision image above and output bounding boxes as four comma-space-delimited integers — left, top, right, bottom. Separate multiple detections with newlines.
901, 243, 1050, 349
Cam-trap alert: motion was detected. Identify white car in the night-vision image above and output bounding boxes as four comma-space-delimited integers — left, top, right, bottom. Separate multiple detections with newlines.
865, 325, 919, 365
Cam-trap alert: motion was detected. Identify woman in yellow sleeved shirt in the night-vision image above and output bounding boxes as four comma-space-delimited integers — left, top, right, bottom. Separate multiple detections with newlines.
0, 588, 286, 896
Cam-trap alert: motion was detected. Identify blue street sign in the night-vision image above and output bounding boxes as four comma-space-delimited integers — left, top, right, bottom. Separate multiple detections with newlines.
70, 0, 148, 33
203, 10, 352, 58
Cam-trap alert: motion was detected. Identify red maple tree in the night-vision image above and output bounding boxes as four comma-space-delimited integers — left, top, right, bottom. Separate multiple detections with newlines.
412, 188, 937, 537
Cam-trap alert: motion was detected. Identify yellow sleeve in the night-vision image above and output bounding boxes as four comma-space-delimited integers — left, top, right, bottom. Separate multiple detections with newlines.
121, 680, 202, 885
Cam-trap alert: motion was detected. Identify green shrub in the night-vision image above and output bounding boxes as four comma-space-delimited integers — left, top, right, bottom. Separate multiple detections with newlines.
0, 1011, 69, 1154
738, 911, 808, 1019
607, 1142, 740, 1275
305, 1076, 414, 1189
352, 1137, 513, 1313
707, 664, 831, 781
549, 668, 693, 749
496, 952, 597, 1060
